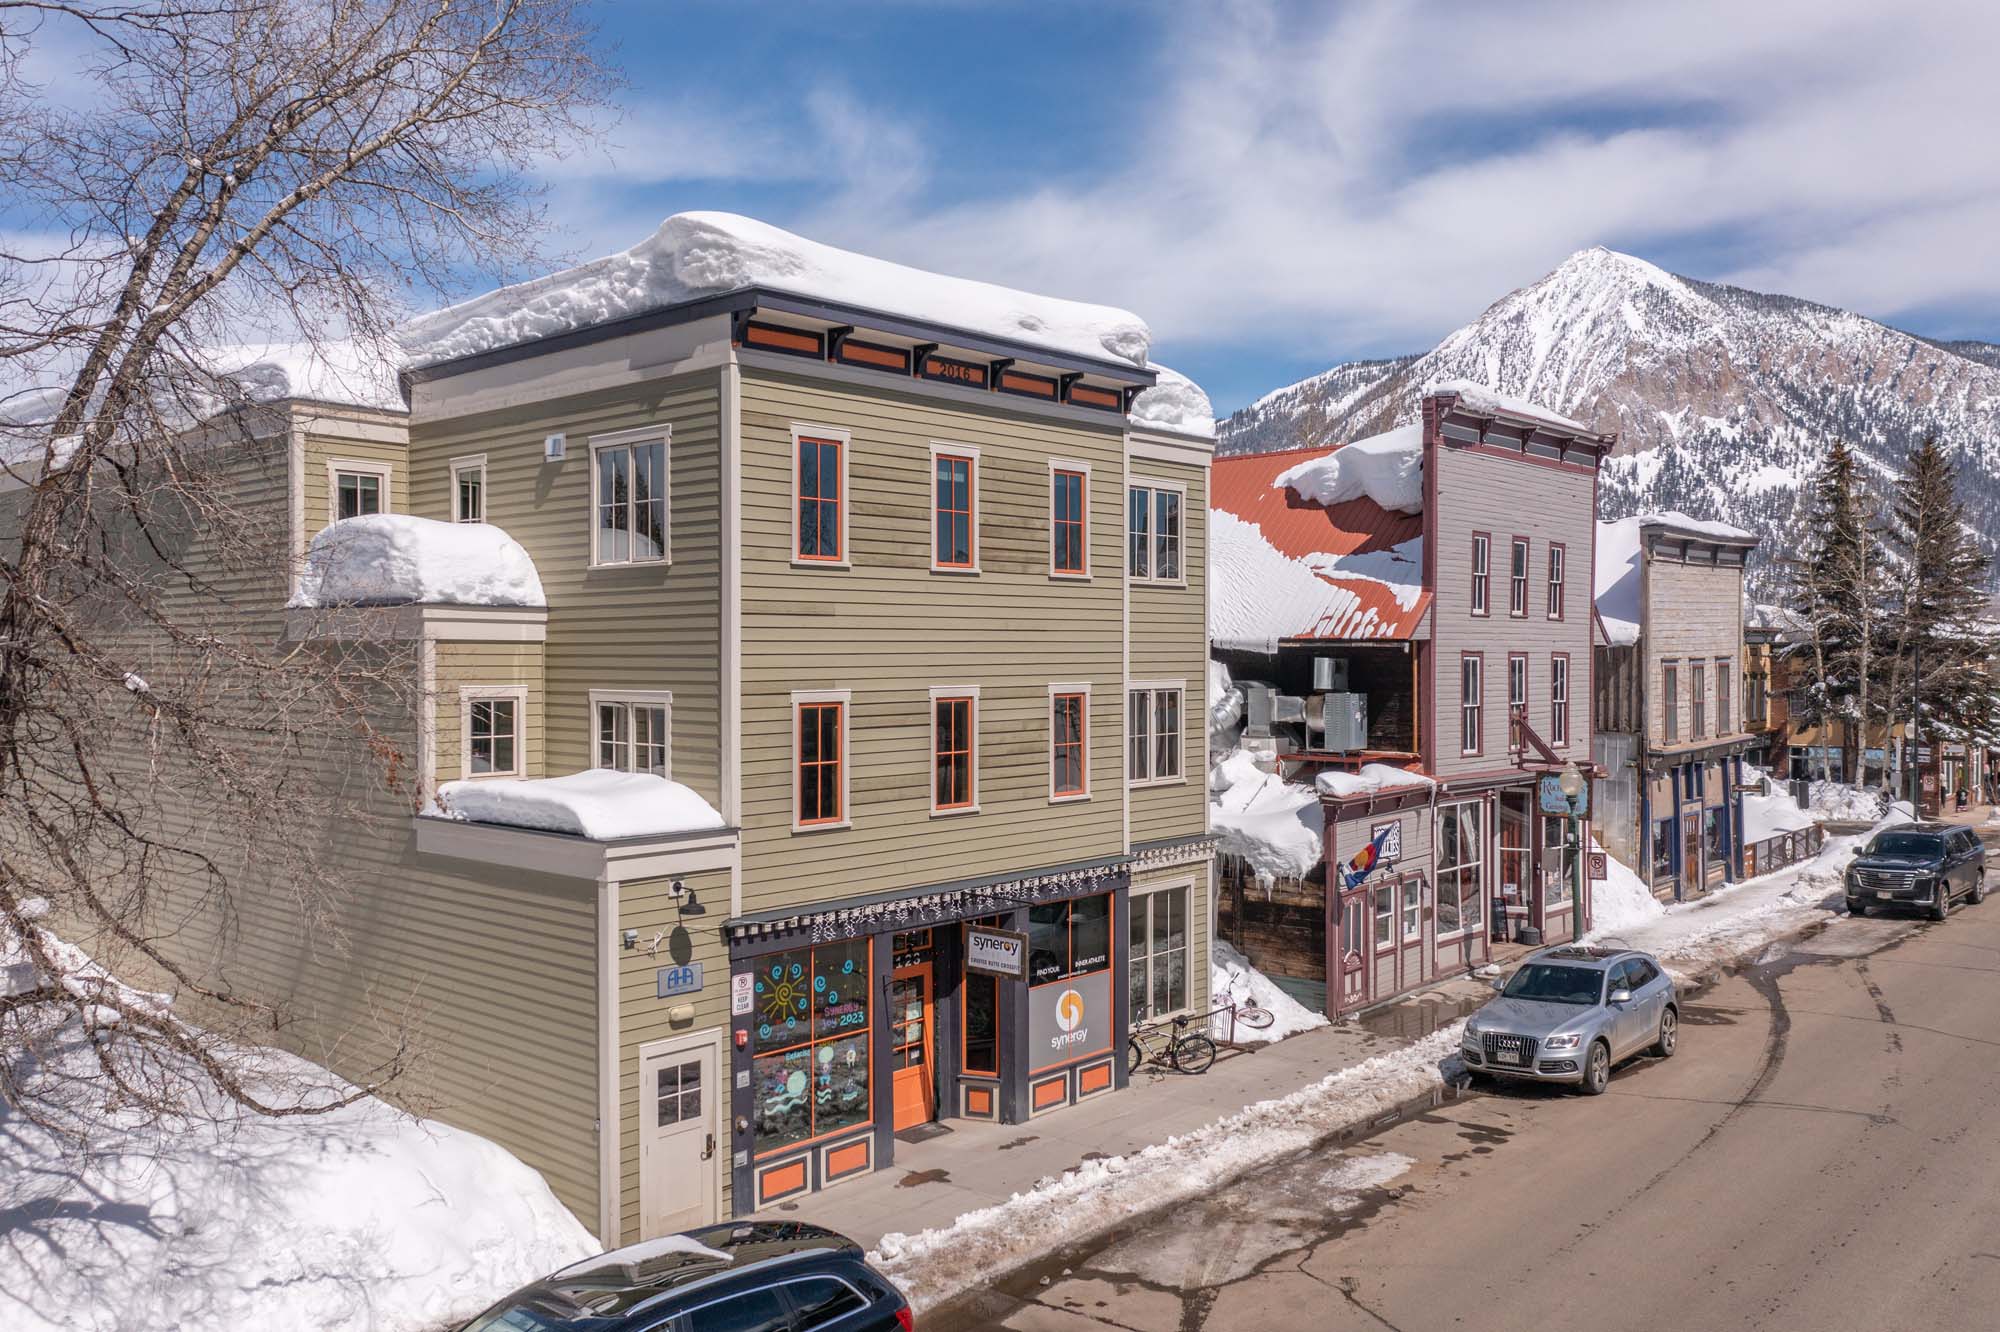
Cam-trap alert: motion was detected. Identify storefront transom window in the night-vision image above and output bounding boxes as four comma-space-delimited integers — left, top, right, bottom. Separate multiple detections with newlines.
750, 939, 871, 1155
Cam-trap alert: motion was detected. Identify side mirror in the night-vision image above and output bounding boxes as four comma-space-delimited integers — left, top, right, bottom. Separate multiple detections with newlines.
1490, 978, 1506, 992
1608, 988, 1633, 1005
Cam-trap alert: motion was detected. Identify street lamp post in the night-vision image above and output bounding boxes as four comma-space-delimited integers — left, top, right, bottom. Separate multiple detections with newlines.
1559, 760, 1587, 936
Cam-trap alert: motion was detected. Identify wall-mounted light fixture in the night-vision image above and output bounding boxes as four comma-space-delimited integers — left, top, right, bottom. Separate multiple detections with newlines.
621, 928, 638, 950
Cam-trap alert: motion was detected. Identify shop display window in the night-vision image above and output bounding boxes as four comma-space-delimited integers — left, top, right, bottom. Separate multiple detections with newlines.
1028, 894, 1112, 986
750, 939, 871, 1154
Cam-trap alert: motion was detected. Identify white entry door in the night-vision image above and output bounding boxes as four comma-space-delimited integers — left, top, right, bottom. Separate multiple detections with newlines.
639, 1034, 720, 1237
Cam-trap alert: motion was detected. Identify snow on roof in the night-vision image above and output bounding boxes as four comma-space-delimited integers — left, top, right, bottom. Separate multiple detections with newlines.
1211, 511, 1425, 652
1274, 423, 1423, 515
1426, 379, 1596, 436
399, 211, 1151, 370
1129, 364, 1215, 439
1316, 764, 1437, 799
432, 770, 726, 841
1596, 511, 1760, 646
289, 515, 545, 609
1210, 749, 1323, 881
207, 339, 404, 412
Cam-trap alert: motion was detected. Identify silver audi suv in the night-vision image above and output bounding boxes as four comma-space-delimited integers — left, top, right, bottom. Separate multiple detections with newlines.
1460, 946, 1678, 1095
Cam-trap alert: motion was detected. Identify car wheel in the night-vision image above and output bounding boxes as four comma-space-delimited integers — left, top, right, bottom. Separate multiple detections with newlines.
1580, 1040, 1611, 1096
1930, 883, 1951, 922
1848, 900, 1867, 918
1972, 872, 1987, 906
1652, 1006, 1678, 1059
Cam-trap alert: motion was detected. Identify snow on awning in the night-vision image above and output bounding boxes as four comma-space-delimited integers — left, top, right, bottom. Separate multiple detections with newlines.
399, 211, 1152, 371
432, 770, 725, 841
290, 515, 545, 609
1316, 765, 1438, 800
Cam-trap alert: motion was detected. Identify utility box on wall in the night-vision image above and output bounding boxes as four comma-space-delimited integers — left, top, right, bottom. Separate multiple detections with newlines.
1312, 692, 1369, 753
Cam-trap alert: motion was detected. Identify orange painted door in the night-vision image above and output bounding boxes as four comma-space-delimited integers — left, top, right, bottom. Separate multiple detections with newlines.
890, 964, 936, 1131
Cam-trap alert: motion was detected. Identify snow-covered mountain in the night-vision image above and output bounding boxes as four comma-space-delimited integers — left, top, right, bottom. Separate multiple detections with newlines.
1221, 248, 2000, 588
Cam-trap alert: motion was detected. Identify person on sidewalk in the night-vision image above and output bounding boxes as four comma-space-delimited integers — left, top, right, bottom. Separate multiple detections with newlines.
1956, 786, 1969, 812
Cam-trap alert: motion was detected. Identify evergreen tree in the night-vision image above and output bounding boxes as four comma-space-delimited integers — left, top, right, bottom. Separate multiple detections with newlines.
1882, 438, 1997, 785
1782, 439, 1885, 782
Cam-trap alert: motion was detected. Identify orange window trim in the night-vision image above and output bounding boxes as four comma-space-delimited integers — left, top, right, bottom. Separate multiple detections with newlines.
935, 696, 975, 809
755, 937, 876, 1159
1052, 469, 1087, 574
796, 436, 844, 562
935, 453, 975, 569
1052, 692, 1088, 795
798, 701, 844, 824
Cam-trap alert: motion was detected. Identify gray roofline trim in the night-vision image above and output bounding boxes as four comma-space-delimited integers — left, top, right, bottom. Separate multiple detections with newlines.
404, 285, 1159, 388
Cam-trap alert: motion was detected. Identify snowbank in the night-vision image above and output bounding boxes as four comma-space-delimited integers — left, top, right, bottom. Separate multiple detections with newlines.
1809, 779, 1890, 822
433, 769, 726, 840
401, 211, 1151, 370
1740, 780, 1817, 843
1587, 837, 1666, 934
1209, 940, 1329, 1043
870, 1024, 1464, 1311
290, 515, 545, 609
1129, 364, 1215, 438
1209, 748, 1323, 881
0, 922, 597, 1332
1426, 379, 1593, 435
1274, 423, 1424, 514
1316, 764, 1437, 800
1209, 509, 1424, 651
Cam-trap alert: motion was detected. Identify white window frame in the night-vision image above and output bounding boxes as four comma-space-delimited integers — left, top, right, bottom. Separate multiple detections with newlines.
459, 684, 526, 780
1401, 871, 1423, 943
1434, 799, 1485, 941
790, 422, 852, 570
588, 426, 672, 569
588, 688, 674, 778
450, 452, 486, 524
328, 458, 391, 522
927, 684, 980, 817
1128, 478, 1187, 586
1048, 458, 1093, 580
1507, 653, 1528, 713
1047, 681, 1093, 803
928, 442, 980, 575
1130, 881, 1193, 1022
1126, 681, 1187, 786
1508, 536, 1530, 618
790, 688, 852, 832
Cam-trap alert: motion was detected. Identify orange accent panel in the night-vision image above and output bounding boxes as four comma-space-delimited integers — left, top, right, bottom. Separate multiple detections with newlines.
1000, 371, 1057, 397
1077, 1062, 1112, 1095
746, 323, 822, 354
839, 341, 909, 370
966, 1086, 993, 1115
1069, 383, 1119, 408
825, 1140, 870, 1178
1032, 1076, 1068, 1110
758, 1159, 808, 1203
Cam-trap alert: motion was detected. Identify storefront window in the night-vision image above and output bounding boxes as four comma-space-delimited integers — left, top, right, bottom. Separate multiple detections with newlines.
750, 939, 871, 1154
962, 917, 1002, 1076
1029, 895, 1112, 985
1130, 888, 1188, 1021
1435, 803, 1485, 936
1544, 814, 1571, 906
1373, 882, 1393, 948
1705, 808, 1726, 863
1652, 818, 1675, 881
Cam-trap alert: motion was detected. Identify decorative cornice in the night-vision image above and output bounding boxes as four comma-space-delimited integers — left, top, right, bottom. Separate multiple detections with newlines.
727, 860, 1131, 947
1131, 835, 1220, 875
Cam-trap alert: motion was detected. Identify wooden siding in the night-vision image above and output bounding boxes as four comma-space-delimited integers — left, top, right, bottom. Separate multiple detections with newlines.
406, 372, 726, 805
1131, 856, 1213, 1020
738, 367, 1128, 911
1642, 555, 1747, 743
1429, 445, 1597, 779
433, 640, 547, 785
617, 868, 734, 1242
1129, 454, 1210, 845
303, 428, 408, 530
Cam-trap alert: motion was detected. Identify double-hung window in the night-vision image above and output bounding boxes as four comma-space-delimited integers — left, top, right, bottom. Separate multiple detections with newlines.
451, 455, 485, 523
1051, 465, 1088, 576
593, 692, 670, 778
1129, 886, 1189, 1021
1460, 654, 1484, 756
1547, 543, 1566, 619
794, 431, 846, 563
331, 461, 389, 520
794, 693, 848, 829
1127, 685, 1184, 784
592, 434, 668, 565
1128, 483, 1183, 582
1050, 688, 1089, 799
1691, 662, 1707, 738
931, 691, 976, 813
1663, 662, 1680, 741
1551, 654, 1570, 746
1470, 533, 1490, 615
1715, 657, 1733, 733
461, 686, 524, 778
932, 447, 976, 571
1507, 653, 1528, 716
1508, 537, 1530, 617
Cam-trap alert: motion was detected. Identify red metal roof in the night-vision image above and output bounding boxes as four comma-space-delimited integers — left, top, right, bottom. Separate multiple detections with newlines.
1212, 445, 1431, 643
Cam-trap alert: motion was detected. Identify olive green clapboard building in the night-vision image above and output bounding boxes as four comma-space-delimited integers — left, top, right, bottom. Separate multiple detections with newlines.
7, 222, 1218, 1247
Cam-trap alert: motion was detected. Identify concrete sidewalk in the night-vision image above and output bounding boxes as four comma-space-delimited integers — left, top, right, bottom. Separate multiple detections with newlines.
768, 974, 1493, 1250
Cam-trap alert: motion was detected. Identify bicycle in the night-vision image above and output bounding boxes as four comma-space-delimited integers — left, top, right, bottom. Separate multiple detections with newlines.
1127, 1012, 1217, 1075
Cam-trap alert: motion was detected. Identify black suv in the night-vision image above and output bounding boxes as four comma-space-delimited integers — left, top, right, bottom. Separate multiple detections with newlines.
456, 1222, 913, 1332
1845, 822, 1988, 921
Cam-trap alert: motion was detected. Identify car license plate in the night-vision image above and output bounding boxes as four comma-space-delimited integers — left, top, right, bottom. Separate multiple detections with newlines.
1497, 1046, 1524, 1066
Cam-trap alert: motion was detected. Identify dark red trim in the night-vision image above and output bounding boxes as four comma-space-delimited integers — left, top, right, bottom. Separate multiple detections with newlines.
1469, 530, 1492, 618
1551, 651, 1571, 748
1508, 535, 1531, 618
1546, 541, 1567, 621
1460, 650, 1485, 757
1457, 440, 1603, 474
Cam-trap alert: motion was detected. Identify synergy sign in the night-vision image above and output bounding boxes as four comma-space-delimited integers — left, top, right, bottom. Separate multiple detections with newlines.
965, 926, 1028, 978
1028, 969, 1112, 1063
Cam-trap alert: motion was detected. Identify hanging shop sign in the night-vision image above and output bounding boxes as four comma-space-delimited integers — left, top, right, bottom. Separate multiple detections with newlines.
966, 926, 1028, 978
1028, 969, 1112, 1064
1539, 774, 1587, 816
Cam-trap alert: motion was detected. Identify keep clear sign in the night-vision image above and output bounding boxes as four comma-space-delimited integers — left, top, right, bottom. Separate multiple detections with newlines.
966, 926, 1028, 978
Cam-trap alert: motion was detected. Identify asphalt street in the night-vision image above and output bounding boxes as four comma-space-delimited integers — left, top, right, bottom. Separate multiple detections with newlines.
937, 861, 2000, 1331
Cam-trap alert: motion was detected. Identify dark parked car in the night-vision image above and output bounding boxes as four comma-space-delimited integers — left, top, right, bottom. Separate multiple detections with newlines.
1845, 823, 1987, 921
457, 1222, 913, 1332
